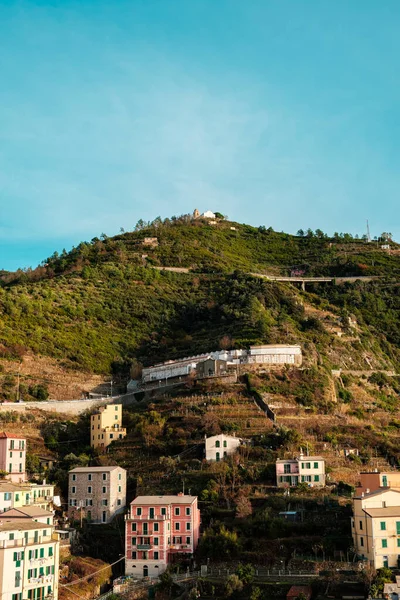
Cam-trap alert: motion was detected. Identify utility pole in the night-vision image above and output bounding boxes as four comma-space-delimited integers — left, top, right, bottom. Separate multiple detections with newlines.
366, 220, 371, 243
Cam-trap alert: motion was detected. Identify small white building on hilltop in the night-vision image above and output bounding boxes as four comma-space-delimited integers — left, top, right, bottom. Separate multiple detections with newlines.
248, 345, 302, 366
276, 454, 326, 487
201, 211, 216, 219
205, 434, 241, 462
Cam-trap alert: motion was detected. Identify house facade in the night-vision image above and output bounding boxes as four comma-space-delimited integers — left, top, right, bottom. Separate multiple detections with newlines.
0, 433, 26, 483
356, 471, 400, 495
0, 481, 55, 513
0, 518, 60, 600
91, 404, 127, 450
352, 488, 400, 568
125, 494, 201, 579
68, 466, 126, 524
276, 455, 325, 487
205, 435, 241, 461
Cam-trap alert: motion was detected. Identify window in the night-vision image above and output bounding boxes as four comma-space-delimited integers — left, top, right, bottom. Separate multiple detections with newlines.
223, 440, 227, 448
115, 406, 118, 411
19, 464, 22, 473
71, 486, 76, 494
216, 452, 220, 462
88, 474, 92, 481
149, 508, 154, 519
215, 440, 220, 448
12, 594, 22, 600
4, 493, 11, 501
118, 486, 121, 493
110, 434, 113, 439
40, 548, 45, 558
49, 547, 53, 557
314, 462, 319, 469
301, 475, 311, 482
132, 551, 137, 559
359, 521, 363, 530
154, 523, 159, 532
137, 508, 142, 516
301, 463, 305, 468
20, 452, 22, 458
101, 499, 108, 506
117, 499, 122, 506
154, 551, 159, 560
383, 475, 388, 487
9, 451, 12, 458
175, 522, 180, 531
102, 486, 107, 494
397, 539, 400, 548
186, 522, 191, 531
381, 522, 386, 531
154, 537, 159, 545
175, 507, 180, 516
397, 522, 400, 535
9, 533, 14, 540
186, 537, 191, 544
132, 523, 137, 532
72, 474, 76, 481
132, 537, 137, 546
283, 464, 291, 474
15, 571, 21, 588
88, 486, 92, 494
186, 507, 191, 516
9, 463, 12, 472
360, 537, 364, 547
382, 539, 388, 548
314, 475, 319, 482
103, 473, 107, 481
86, 499, 93, 506
161, 508, 166, 516
306, 462, 311, 469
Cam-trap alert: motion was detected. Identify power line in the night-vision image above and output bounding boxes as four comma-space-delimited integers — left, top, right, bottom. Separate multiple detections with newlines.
60, 556, 125, 588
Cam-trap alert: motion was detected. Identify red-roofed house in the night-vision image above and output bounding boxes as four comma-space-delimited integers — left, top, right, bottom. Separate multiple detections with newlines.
0, 432, 26, 483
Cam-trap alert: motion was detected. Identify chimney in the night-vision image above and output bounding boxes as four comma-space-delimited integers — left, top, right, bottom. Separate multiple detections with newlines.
361, 492, 364, 497
177, 492, 184, 497
366, 488, 370, 494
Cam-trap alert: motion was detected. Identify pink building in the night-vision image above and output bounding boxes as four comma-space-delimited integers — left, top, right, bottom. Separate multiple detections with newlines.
125, 494, 201, 578
0, 433, 26, 483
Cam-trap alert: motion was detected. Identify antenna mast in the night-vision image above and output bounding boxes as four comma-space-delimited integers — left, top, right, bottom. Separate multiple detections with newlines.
366, 220, 371, 243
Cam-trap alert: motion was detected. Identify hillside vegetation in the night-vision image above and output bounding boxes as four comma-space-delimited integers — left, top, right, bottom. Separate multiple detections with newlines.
0, 215, 399, 388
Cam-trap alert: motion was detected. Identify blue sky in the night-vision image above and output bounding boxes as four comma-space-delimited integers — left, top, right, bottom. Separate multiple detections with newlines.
1, 0, 399, 270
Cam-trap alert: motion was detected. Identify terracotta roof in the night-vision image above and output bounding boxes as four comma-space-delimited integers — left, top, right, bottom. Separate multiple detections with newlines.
354, 488, 400, 499
131, 495, 197, 505
0, 519, 51, 532
69, 466, 125, 473
363, 507, 400, 518
3, 507, 53, 518
0, 432, 25, 440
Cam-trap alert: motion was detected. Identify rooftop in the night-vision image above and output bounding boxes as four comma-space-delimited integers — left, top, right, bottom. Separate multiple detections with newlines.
3, 507, 53, 518
131, 495, 197, 506
69, 466, 124, 473
276, 456, 324, 462
363, 507, 400, 517
354, 488, 400, 500
0, 432, 25, 440
0, 518, 51, 532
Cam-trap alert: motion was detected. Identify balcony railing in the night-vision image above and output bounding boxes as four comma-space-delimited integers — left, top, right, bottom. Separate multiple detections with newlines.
137, 544, 152, 550
125, 514, 167, 521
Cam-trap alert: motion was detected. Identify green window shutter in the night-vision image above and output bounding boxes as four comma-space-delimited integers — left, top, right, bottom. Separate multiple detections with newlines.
397, 539, 400, 547
40, 548, 44, 558
314, 475, 319, 482
382, 539, 388, 548
381, 522, 386, 531
396, 522, 400, 535
13, 552, 17, 561
314, 462, 318, 468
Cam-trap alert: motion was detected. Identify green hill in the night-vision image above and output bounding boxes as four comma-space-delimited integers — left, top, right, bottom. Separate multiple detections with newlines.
0, 215, 399, 385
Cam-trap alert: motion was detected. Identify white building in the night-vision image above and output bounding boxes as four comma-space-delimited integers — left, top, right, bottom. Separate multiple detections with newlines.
205, 435, 241, 461
276, 454, 326, 487
201, 211, 216, 219
0, 518, 60, 600
248, 345, 302, 366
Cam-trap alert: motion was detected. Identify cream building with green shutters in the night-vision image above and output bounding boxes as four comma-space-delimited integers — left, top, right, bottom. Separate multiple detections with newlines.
0, 518, 59, 600
352, 488, 400, 568
0, 482, 55, 513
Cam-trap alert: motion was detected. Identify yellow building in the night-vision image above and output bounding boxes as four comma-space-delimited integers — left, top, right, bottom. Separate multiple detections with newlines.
352, 488, 400, 568
0, 482, 55, 513
90, 404, 126, 450
0, 517, 59, 600
356, 471, 400, 495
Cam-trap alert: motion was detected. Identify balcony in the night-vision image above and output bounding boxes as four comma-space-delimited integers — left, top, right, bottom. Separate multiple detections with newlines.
137, 544, 152, 550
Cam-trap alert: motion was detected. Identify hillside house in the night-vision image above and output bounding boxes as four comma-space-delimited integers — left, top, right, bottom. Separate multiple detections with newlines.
90, 404, 126, 450
0, 518, 60, 600
2, 506, 54, 525
0, 433, 26, 483
201, 211, 216, 219
205, 434, 241, 461
142, 237, 158, 247
356, 471, 400, 495
352, 488, 400, 568
125, 493, 201, 578
68, 466, 126, 524
276, 454, 325, 487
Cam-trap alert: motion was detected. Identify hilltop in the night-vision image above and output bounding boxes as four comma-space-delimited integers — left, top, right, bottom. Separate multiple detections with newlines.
0, 213, 399, 398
